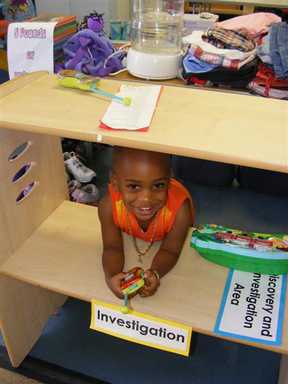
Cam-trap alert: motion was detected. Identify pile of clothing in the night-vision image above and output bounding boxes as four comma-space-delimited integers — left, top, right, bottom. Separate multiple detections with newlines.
182, 12, 282, 91
249, 22, 288, 99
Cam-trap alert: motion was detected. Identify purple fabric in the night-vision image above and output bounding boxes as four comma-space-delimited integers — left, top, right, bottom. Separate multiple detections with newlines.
87, 15, 104, 33
63, 29, 125, 77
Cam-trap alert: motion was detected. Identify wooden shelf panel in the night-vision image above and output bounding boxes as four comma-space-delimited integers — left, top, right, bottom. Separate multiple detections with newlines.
185, 3, 255, 15
0, 73, 287, 174
1, 200, 288, 354
185, 0, 288, 8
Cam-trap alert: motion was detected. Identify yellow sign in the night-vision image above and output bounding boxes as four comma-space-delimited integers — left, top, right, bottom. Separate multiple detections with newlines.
91, 299, 192, 356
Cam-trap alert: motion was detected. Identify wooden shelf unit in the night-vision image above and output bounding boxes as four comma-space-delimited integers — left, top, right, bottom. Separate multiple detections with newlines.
184, 0, 287, 17
185, 2, 255, 15
0, 201, 231, 337
3, 199, 288, 355
185, 0, 288, 8
1, 72, 287, 173
0, 71, 288, 383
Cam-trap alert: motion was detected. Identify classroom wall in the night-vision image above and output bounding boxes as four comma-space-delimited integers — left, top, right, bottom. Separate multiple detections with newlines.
34, 0, 130, 31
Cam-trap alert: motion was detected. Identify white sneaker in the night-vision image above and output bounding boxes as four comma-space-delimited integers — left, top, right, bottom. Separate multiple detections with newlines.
64, 152, 96, 183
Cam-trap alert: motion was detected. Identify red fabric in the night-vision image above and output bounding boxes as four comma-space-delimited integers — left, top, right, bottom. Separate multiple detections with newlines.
251, 63, 288, 97
256, 63, 288, 89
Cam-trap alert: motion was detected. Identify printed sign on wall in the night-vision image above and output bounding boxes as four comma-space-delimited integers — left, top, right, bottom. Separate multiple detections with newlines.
214, 270, 287, 345
7, 22, 56, 79
91, 299, 192, 356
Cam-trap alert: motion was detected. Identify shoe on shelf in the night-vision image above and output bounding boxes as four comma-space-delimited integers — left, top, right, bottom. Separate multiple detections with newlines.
64, 152, 96, 183
68, 179, 82, 195
71, 184, 100, 205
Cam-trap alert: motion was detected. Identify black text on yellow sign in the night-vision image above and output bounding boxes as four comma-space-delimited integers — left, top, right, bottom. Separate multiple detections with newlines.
91, 299, 192, 356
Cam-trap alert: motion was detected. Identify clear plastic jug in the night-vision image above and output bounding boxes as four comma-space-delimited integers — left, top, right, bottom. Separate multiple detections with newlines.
127, 0, 184, 79
130, 0, 184, 55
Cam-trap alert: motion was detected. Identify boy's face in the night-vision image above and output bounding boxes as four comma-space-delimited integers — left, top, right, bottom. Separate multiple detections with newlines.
112, 150, 170, 225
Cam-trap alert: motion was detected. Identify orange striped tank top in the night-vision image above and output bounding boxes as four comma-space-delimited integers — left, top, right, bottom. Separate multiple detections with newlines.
109, 178, 192, 242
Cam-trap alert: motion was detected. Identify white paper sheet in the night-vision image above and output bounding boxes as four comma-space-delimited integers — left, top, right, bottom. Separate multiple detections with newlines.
7, 22, 57, 79
101, 85, 162, 131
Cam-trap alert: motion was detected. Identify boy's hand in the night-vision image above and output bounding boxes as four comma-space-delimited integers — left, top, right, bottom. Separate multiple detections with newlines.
106, 272, 126, 298
139, 269, 160, 297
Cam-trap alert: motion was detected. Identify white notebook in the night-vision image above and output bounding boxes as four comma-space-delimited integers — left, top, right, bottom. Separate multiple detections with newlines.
100, 84, 162, 131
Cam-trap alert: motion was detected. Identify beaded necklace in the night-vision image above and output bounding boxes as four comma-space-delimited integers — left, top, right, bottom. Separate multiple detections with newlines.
126, 210, 160, 263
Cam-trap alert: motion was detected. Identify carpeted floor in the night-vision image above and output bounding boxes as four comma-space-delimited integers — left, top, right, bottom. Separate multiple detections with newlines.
0, 368, 44, 384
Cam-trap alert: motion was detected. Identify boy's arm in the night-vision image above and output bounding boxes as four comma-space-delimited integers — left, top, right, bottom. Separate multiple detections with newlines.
140, 199, 194, 297
98, 193, 125, 298
151, 199, 194, 277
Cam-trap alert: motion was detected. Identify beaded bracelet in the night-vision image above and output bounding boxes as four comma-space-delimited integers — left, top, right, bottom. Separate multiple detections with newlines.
151, 269, 160, 281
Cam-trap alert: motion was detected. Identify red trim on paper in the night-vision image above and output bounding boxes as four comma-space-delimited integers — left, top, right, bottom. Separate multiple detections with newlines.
99, 122, 148, 132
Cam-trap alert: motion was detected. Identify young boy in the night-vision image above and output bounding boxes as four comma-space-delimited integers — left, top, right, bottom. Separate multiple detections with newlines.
98, 147, 194, 299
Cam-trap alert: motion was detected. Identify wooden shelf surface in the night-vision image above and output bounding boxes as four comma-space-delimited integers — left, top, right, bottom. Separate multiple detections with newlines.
1, 200, 288, 354
0, 72, 287, 174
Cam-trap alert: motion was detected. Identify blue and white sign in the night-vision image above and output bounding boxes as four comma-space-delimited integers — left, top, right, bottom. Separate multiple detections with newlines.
214, 270, 287, 345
